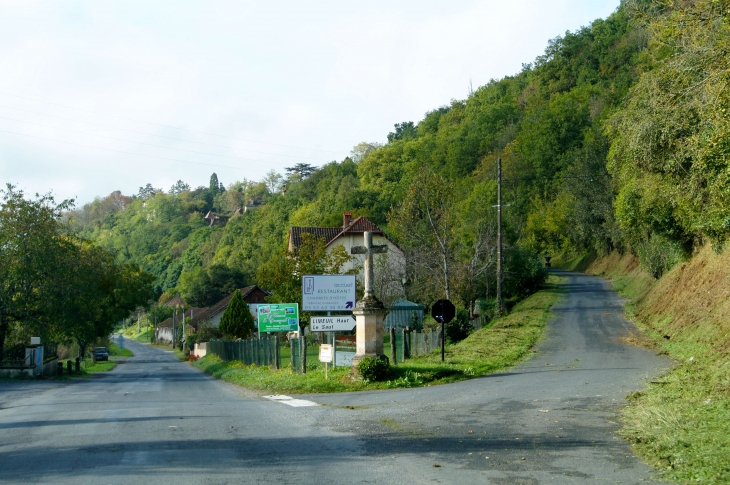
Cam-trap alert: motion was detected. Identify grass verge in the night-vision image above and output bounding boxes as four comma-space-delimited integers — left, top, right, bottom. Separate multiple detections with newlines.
150, 342, 186, 361
586, 248, 730, 483
194, 275, 564, 394
123, 326, 154, 342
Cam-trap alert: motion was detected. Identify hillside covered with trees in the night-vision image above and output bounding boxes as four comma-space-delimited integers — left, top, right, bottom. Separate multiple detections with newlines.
63, 0, 729, 319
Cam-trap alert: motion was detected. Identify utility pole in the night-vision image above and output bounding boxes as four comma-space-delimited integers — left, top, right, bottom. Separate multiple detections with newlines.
496, 158, 505, 316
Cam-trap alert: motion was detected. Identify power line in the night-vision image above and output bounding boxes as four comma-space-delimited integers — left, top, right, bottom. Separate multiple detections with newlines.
0, 104, 333, 162
0, 128, 270, 175
0, 115, 325, 165
0, 91, 341, 154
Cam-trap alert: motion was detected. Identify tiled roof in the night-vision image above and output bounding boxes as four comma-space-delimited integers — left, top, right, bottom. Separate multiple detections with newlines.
187, 285, 270, 329
162, 295, 187, 308
288, 227, 343, 248
156, 307, 203, 328
325, 216, 385, 248
289, 216, 403, 252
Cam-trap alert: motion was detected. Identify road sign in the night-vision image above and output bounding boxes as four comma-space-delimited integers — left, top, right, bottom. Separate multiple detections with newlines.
258, 303, 299, 332
431, 299, 456, 324
319, 344, 333, 363
310, 316, 356, 332
302, 274, 356, 311
334, 335, 356, 367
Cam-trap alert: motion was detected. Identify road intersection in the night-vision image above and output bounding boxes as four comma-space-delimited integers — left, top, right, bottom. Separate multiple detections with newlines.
0, 271, 669, 484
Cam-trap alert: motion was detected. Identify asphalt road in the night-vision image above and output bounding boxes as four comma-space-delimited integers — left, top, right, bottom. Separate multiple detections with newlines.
0, 271, 670, 484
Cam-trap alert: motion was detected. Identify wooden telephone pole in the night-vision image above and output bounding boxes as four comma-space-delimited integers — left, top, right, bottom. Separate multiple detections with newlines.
496, 158, 505, 316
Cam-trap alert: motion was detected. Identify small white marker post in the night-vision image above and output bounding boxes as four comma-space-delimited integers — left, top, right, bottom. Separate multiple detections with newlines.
319, 344, 333, 379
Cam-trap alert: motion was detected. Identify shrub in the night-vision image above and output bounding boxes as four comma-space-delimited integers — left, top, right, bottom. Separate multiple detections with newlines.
504, 247, 549, 297
446, 308, 472, 343
356, 356, 390, 382
219, 290, 255, 339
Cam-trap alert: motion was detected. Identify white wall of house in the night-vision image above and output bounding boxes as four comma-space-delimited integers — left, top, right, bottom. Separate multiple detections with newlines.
327, 234, 407, 306
208, 304, 260, 329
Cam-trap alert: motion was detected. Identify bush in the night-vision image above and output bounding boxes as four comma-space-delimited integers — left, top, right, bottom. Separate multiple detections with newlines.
445, 308, 472, 343
219, 290, 255, 339
356, 356, 390, 382
504, 247, 549, 297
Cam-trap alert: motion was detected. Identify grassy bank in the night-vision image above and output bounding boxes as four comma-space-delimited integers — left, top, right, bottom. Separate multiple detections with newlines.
123, 325, 154, 343
194, 275, 563, 394
56, 342, 133, 377
584, 247, 730, 483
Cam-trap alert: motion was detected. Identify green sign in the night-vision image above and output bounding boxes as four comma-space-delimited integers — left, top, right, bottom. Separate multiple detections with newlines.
258, 303, 299, 332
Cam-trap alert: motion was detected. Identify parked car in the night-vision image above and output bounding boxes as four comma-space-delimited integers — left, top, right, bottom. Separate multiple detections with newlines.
94, 347, 109, 361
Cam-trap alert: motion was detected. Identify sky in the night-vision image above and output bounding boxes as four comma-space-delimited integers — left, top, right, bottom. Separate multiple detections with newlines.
0, 0, 621, 206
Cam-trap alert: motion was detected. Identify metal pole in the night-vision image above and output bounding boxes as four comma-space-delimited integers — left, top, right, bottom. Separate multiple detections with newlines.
390, 326, 397, 365
496, 157, 505, 316
441, 320, 445, 362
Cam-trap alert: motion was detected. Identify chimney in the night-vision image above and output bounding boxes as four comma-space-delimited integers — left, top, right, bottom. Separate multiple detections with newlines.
343, 211, 352, 228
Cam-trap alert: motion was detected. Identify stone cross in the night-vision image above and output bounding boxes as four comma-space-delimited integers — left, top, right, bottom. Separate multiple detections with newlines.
351, 231, 388, 300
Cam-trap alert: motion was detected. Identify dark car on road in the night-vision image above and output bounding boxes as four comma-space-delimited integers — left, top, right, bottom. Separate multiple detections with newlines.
94, 347, 109, 361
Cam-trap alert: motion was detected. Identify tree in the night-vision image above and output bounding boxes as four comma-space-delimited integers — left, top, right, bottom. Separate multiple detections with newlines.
285, 163, 317, 179
388, 167, 457, 303
178, 264, 245, 308
0, 185, 75, 361
169, 180, 190, 195
219, 289, 255, 340
209, 173, 224, 194
257, 233, 353, 327
387, 121, 417, 142
350, 142, 382, 163
263, 170, 283, 193
57, 243, 155, 360
137, 184, 160, 200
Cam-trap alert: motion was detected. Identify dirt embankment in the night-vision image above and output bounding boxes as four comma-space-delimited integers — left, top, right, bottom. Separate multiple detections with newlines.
581, 245, 730, 482
588, 246, 730, 357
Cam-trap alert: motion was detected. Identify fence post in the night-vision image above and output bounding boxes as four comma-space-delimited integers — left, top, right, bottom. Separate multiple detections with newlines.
300, 336, 306, 374
389, 327, 397, 365
274, 336, 280, 369
290, 338, 296, 372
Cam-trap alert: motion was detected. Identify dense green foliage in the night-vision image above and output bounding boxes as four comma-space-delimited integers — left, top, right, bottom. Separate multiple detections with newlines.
219, 290, 255, 340
355, 356, 390, 382
65, 0, 729, 319
0, 185, 154, 361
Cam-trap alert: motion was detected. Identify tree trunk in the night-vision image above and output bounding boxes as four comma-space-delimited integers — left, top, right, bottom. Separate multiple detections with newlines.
0, 317, 8, 363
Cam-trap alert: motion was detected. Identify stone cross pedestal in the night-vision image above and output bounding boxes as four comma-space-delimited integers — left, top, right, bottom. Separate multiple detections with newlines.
350, 231, 389, 368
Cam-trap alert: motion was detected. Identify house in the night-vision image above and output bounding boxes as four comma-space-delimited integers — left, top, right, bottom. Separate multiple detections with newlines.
288, 212, 407, 305
187, 285, 271, 331
155, 307, 202, 343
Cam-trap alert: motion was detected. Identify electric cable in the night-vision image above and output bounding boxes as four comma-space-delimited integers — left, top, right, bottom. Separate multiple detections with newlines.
0, 128, 270, 174
0, 104, 331, 162
0, 91, 340, 153
0, 115, 327, 165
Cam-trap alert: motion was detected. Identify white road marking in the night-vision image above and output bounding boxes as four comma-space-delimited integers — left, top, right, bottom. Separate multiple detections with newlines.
263, 395, 318, 407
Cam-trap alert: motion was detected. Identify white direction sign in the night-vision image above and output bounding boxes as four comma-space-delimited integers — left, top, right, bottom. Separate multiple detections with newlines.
302, 274, 357, 312
310, 316, 356, 332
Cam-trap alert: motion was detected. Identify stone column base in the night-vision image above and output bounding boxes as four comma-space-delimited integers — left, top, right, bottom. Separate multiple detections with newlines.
351, 296, 388, 371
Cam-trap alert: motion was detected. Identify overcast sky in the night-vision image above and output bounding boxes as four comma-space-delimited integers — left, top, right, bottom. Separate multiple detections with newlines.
0, 0, 620, 206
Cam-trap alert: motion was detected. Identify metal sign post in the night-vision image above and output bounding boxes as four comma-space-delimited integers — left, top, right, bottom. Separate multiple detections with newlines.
432, 299, 456, 362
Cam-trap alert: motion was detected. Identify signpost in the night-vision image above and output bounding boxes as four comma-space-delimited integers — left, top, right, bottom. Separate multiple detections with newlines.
334, 335, 356, 367
319, 344, 333, 379
431, 299, 456, 362
258, 304, 299, 333
302, 275, 356, 311
310, 316, 356, 332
